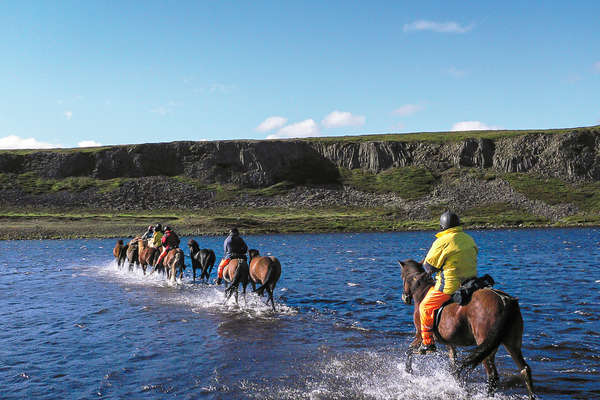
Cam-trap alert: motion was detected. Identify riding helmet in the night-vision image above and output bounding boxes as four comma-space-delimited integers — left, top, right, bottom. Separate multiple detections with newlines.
440, 211, 461, 230
165, 226, 172, 232
155, 223, 162, 232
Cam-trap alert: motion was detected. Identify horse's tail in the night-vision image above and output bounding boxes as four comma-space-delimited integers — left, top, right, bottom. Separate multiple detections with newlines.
457, 296, 519, 374
255, 258, 280, 296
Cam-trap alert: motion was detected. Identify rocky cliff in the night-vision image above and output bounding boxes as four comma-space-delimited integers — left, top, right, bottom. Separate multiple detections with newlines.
1, 126, 599, 223
2, 126, 600, 186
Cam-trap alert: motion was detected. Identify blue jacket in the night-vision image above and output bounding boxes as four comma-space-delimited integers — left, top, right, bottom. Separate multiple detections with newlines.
224, 234, 248, 259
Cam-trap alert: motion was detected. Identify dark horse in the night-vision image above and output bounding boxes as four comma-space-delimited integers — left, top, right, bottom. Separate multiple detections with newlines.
222, 258, 250, 305
248, 249, 281, 311
188, 239, 216, 283
113, 240, 128, 267
399, 259, 535, 399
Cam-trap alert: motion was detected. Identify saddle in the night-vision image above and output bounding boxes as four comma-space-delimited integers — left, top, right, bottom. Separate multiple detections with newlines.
433, 274, 495, 334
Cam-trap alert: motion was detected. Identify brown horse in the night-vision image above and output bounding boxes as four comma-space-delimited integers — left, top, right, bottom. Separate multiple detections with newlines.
399, 259, 535, 399
113, 240, 127, 267
125, 238, 140, 271
188, 239, 216, 283
248, 249, 281, 311
222, 258, 250, 305
163, 248, 185, 283
137, 239, 158, 275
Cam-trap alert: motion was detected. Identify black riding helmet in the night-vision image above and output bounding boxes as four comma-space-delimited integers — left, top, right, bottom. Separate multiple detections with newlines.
154, 223, 163, 232
440, 211, 461, 231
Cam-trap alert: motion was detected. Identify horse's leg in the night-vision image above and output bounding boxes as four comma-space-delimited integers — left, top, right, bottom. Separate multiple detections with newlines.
483, 350, 499, 396
504, 343, 535, 399
251, 278, 257, 292
268, 286, 276, 312
405, 336, 420, 373
192, 266, 196, 282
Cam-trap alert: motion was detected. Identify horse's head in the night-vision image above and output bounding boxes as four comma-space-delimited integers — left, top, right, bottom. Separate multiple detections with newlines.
117, 239, 124, 245
397, 259, 429, 305
248, 249, 260, 260
188, 239, 199, 252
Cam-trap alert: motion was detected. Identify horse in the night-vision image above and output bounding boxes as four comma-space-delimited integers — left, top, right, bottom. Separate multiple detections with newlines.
163, 248, 185, 283
221, 258, 250, 305
188, 239, 216, 283
248, 249, 281, 311
137, 238, 158, 275
113, 240, 128, 267
125, 238, 140, 271
398, 259, 535, 399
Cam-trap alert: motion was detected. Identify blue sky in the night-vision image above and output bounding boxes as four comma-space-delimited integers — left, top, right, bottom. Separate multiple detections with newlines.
1, 1, 599, 148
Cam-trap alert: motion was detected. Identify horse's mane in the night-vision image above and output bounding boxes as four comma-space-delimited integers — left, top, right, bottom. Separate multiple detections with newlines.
188, 239, 199, 249
401, 259, 435, 292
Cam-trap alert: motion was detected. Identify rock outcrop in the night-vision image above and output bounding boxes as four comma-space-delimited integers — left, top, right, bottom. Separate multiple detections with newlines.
2, 127, 599, 186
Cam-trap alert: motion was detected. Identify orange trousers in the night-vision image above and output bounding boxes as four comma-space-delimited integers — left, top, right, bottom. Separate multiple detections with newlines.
419, 287, 451, 345
217, 258, 230, 279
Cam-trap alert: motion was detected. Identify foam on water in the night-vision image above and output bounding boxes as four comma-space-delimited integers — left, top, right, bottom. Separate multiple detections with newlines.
95, 261, 297, 318
250, 350, 527, 400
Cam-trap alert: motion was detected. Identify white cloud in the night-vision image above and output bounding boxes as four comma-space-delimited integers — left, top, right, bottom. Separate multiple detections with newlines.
267, 119, 320, 139
321, 110, 366, 128
256, 116, 288, 132
78, 140, 102, 147
403, 20, 473, 34
451, 121, 502, 131
0, 135, 61, 149
64, 111, 73, 120
151, 106, 170, 116
394, 104, 424, 116
594, 61, 600, 73
446, 66, 467, 78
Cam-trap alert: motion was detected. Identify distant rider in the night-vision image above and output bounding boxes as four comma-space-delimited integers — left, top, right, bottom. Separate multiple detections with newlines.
141, 225, 154, 240
150, 223, 163, 248
417, 211, 478, 354
156, 226, 180, 267
216, 227, 248, 285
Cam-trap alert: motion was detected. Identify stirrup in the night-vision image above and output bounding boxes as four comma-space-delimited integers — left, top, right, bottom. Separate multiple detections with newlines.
415, 342, 437, 354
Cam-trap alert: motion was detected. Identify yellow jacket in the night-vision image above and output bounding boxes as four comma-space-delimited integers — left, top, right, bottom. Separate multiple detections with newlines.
151, 231, 163, 248
424, 226, 478, 295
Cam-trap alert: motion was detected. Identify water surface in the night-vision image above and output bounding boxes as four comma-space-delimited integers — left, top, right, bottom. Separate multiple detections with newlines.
1, 228, 599, 399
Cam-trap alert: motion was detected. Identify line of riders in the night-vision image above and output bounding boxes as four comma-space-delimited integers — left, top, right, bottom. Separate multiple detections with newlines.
112, 212, 535, 399
113, 225, 282, 311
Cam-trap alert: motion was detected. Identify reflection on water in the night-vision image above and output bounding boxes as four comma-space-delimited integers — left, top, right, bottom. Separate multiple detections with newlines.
0, 228, 599, 399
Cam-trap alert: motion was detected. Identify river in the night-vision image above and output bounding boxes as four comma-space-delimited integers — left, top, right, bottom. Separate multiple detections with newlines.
1, 228, 598, 399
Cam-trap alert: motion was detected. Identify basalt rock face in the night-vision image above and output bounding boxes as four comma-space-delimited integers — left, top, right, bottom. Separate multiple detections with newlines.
1, 127, 600, 186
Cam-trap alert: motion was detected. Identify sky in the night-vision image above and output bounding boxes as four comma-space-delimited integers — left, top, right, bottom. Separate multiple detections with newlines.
1, 1, 599, 149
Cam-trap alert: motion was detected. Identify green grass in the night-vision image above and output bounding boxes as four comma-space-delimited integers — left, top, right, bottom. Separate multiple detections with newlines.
504, 173, 600, 212
340, 167, 436, 199
0, 173, 129, 194
307, 125, 599, 143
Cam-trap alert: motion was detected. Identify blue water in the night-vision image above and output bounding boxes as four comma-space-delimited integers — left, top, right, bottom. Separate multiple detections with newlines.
1, 228, 598, 399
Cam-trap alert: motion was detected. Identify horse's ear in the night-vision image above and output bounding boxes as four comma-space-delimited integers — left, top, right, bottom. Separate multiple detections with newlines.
397, 260, 405, 267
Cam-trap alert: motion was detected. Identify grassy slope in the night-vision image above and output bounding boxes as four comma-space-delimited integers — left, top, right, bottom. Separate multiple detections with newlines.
1, 125, 600, 239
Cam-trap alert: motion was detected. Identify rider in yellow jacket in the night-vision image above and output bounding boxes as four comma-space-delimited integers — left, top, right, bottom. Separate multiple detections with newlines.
418, 211, 478, 354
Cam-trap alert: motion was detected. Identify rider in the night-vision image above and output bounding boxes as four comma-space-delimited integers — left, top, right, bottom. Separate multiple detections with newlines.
141, 225, 154, 240
156, 225, 180, 267
150, 223, 163, 248
418, 211, 478, 354
216, 227, 248, 285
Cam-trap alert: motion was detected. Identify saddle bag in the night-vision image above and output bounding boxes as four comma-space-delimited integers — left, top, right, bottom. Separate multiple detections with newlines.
452, 274, 495, 305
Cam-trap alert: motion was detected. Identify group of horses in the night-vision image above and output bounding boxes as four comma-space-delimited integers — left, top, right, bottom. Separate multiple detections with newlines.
112, 238, 282, 311
111, 239, 534, 398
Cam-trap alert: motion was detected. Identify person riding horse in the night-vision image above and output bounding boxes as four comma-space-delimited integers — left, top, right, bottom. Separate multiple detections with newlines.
141, 225, 154, 240
417, 211, 478, 354
217, 227, 248, 285
156, 225, 180, 267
